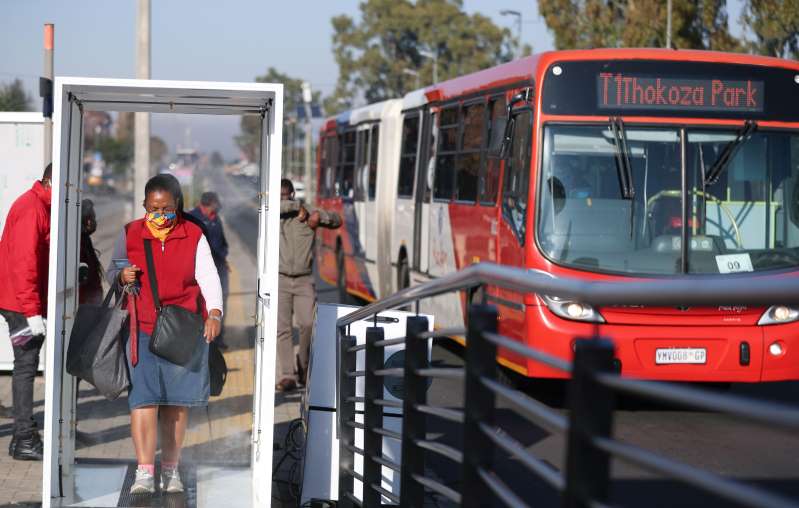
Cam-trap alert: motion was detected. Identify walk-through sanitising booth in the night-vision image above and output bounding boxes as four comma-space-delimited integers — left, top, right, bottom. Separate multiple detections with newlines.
43, 78, 283, 508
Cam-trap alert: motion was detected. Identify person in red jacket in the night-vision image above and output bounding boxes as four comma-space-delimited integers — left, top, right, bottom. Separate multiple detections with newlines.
0, 164, 52, 461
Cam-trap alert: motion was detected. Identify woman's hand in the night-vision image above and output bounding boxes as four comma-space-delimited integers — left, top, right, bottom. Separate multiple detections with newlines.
204, 309, 222, 343
120, 265, 141, 285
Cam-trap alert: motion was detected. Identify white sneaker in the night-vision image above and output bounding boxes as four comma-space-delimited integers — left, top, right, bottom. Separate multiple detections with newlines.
161, 468, 184, 493
130, 468, 155, 494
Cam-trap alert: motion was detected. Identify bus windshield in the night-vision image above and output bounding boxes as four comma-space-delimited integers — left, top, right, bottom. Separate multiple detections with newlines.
537, 124, 799, 275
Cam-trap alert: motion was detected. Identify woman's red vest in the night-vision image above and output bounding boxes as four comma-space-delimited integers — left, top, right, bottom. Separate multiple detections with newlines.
125, 218, 207, 336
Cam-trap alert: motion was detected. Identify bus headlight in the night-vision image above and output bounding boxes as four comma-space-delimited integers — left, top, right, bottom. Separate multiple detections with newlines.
542, 295, 605, 323
758, 305, 799, 325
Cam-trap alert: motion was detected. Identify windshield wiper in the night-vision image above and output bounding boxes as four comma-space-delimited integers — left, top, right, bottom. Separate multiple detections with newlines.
703, 120, 757, 186
609, 117, 635, 238
609, 117, 635, 200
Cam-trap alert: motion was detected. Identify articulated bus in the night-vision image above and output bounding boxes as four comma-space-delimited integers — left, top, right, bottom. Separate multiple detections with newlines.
316, 49, 799, 382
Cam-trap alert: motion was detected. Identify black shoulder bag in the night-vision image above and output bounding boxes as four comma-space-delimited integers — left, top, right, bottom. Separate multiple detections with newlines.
143, 239, 205, 366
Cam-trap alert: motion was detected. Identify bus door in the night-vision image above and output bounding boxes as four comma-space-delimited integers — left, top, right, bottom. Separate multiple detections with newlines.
352, 123, 380, 299
364, 123, 380, 272
396, 111, 422, 288
495, 106, 534, 371
354, 126, 370, 261
414, 108, 436, 274
428, 105, 458, 279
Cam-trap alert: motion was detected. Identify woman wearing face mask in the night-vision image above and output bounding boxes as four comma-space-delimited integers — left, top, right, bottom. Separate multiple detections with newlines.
107, 174, 223, 494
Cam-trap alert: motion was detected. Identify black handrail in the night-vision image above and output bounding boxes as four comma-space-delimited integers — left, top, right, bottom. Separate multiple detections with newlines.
333, 262, 799, 508
336, 262, 799, 327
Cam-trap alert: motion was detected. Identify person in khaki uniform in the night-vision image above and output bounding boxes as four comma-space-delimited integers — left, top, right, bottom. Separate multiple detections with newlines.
277, 179, 341, 391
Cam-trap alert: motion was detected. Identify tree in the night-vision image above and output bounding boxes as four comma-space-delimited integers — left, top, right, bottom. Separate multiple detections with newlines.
237, 67, 323, 162
96, 136, 132, 176
327, 0, 515, 108
0, 79, 33, 112
742, 0, 799, 59
538, 0, 741, 51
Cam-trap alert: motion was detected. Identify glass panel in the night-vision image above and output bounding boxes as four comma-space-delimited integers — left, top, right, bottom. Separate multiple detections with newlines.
686, 130, 799, 273
355, 130, 368, 201
455, 153, 480, 202
398, 116, 420, 198
434, 154, 455, 200
502, 111, 533, 244
440, 106, 458, 127
369, 126, 379, 200
423, 112, 437, 203
481, 98, 506, 204
402, 116, 420, 155
462, 103, 485, 151
538, 124, 681, 274
398, 157, 416, 197
440, 126, 458, 152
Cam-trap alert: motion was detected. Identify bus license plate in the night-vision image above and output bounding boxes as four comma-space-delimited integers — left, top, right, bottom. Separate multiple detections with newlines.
655, 348, 707, 365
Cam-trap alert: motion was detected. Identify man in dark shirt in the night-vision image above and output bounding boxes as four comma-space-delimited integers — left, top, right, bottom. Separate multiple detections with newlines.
189, 192, 229, 348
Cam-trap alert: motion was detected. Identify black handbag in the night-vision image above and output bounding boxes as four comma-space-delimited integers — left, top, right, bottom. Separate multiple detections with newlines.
66, 288, 130, 400
143, 239, 205, 366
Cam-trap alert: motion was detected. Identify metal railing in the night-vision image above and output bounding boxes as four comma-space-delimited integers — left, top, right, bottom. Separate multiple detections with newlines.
335, 262, 799, 507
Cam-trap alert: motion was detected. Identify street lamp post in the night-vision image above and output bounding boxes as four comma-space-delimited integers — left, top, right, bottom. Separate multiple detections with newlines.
500, 9, 522, 59
666, 0, 672, 49
419, 49, 438, 84
403, 68, 421, 90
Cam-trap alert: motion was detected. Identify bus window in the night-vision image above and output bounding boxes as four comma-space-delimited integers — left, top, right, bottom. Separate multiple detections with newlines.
355, 129, 369, 201
422, 111, 437, 203
481, 97, 506, 204
455, 102, 484, 202
369, 125, 379, 200
398, 115, 420, 198
339, 130, 356, 198
322, 136, 337, 198
435, 106, 459, 200
501, 110, 532, 244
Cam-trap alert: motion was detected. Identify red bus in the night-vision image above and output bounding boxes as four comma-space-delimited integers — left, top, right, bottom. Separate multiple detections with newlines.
316, 49, 799, 382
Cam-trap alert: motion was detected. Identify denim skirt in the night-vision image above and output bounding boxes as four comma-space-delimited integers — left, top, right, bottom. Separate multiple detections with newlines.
126, 331, 209, 409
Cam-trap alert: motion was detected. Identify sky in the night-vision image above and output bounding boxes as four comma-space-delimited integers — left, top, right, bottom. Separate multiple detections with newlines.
0, 0, 748, 159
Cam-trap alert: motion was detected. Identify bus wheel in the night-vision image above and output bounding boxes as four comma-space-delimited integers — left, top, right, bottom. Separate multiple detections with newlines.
336, 248, 348, 304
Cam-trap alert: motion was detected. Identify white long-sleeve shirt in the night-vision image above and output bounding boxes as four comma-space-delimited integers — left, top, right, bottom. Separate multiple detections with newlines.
107, 230, 224, 315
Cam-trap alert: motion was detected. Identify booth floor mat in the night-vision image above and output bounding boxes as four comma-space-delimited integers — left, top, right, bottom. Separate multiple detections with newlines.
116, 463, 197, 508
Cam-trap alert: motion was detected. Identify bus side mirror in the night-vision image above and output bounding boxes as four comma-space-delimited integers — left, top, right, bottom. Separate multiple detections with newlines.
489, 88, 532, 159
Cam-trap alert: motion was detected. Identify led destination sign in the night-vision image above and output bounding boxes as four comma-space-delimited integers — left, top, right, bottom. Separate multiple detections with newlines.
597, 73, 764, 113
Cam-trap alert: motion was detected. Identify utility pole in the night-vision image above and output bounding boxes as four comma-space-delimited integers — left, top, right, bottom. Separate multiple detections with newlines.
42, 24, 54, 167
134, 0, 151, 205
666, 0, 672, 49
302, 81, 314, 204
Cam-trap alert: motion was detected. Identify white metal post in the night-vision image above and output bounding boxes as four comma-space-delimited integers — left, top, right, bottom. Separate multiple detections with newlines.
134, 0, 151, 201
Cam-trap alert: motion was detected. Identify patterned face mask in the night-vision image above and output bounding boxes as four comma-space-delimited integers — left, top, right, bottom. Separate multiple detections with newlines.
145, 211, 177, 228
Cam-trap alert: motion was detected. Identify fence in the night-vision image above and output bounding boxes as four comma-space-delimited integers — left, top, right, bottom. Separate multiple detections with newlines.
334, 263, 799, 507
